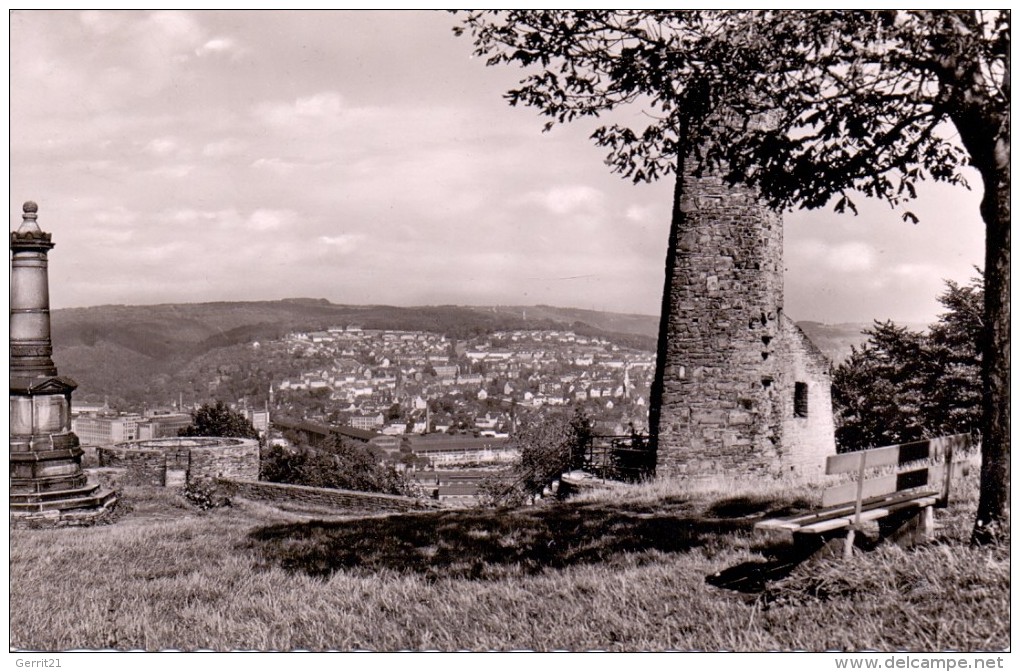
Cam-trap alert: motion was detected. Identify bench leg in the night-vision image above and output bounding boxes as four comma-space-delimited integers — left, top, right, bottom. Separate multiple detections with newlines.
878, 506, 934, 549
793, 531, 854, 561
843, 529, 856, 559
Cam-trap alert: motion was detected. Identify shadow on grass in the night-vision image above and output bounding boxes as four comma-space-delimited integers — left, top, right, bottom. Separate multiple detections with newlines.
243, 498, 759, 581
706, 528, 882, 595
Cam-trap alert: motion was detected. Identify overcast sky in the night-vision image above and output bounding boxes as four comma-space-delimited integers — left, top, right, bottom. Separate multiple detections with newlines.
10, 10, 986, 325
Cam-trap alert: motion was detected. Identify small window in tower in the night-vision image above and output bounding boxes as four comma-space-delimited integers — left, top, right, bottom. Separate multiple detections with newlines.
794, 382, 809, 418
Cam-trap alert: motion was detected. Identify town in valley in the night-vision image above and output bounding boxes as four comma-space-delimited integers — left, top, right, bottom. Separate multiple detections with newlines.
71, 321, 656, 503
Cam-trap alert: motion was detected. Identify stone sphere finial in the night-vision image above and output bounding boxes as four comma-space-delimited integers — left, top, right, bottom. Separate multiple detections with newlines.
16, 200, 43, 234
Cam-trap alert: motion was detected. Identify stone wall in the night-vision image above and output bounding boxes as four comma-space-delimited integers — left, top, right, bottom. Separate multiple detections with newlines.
654, 165, 836, 480
777, 318, 837, 476
189, 441, 259, 482
98, 445, 166, 486
217, 478, 433, 514
99, 437, 259, 487
655, 169, 786, 479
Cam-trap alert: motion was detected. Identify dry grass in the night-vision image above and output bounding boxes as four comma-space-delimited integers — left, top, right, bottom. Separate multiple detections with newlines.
9, 467, 1008, 652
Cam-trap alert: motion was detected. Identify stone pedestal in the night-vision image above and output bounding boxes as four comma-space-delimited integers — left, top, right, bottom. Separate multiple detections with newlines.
10, 202, 117, 526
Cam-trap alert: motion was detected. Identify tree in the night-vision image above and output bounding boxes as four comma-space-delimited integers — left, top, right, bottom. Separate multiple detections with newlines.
927, 275, 985, 438
481, 407, 593, 506
179, 400, 259, 440
260, 432, 417, 497
832, 322, 932, 451
832, 275, 983, 451
456, 10, 1008, 543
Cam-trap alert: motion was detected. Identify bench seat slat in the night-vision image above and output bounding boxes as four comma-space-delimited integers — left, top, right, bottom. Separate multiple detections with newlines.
755, 488, 940, 533
794, 495, 939, 535
796, 517, 856, 534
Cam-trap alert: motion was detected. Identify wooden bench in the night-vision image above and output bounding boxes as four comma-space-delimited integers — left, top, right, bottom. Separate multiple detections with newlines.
755, 434, 973, 558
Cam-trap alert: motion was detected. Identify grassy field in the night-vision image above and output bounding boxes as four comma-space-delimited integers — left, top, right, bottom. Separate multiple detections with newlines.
9, 463, 1008, 652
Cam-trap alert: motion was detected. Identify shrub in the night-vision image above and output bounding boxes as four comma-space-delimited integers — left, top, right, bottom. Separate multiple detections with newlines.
181, 479, 230, 511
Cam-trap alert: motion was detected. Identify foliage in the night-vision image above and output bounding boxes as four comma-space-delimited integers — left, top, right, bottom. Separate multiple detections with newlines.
832, 276, 983, 451
480, 408, 593, 506
926, 277, 985, 437
456, 10, 1006, 217
260, 434, 418, 498
456, 9, 1009, 541
180, 478, 230, 511
178, 400, 259, 440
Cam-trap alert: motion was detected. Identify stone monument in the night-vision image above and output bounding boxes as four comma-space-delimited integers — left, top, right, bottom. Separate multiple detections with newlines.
10, 201, 117, 525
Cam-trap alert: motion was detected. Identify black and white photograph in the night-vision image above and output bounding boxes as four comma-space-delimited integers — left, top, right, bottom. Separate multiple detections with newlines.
7, 9, 1009, 662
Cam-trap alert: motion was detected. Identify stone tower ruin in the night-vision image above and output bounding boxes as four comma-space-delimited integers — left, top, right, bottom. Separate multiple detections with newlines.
651, 164, 836, 480
10, 201, 117, 525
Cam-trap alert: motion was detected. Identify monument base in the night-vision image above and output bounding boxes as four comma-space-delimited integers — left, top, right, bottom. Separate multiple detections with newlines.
10, 479, 118, 529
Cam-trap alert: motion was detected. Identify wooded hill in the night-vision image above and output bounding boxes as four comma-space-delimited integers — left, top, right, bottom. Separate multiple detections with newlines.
52, 299, 657, 406
50, 299, 870, 407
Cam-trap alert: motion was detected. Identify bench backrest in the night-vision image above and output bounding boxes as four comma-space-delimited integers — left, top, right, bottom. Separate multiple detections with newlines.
821, 434, 973, 508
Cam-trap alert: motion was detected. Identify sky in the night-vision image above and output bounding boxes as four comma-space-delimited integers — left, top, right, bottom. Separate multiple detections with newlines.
9, 10, 987, 325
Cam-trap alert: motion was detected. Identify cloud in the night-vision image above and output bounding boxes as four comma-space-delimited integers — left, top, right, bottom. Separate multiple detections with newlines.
826, 242, 876, 272
257, 92, 348, 127
196, 37, 239, 57
889, 262, 941, 281
149, 164, 194, 179
317, 234, 365, 254
792, 239, 876, 273
294, 92, 344, 117
145, 137, 178, 156
248, 209, 297, 232
251, 157, 296, 174
625, 204, 658, 223
202, 138, 246, 158
525, 185, 606, 216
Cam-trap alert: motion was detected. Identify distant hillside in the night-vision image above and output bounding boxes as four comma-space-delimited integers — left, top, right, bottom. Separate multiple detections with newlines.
795, 321, 870, 365
480, 305, 660, 339
50, 299, 659, 405
796, 320, 929, 364
50, 298, 878, 406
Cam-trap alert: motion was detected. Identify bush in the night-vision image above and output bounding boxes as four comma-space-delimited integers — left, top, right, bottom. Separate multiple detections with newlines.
479, 407, 593, 507
181, 479, 230, 511
259, 435, 420, 498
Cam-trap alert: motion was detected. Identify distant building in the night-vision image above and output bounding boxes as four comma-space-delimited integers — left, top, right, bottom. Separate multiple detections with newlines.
136, 413, 193, 440
239, 408, 270, 437
402, 434, 517, 466
271, 416, 393, 452
350, 413, 384, 430
73, 413, 145, 447
72, 400, 109, 415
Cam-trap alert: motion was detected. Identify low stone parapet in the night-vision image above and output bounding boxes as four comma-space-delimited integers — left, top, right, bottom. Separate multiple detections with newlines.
99, 437, 260, 487
216, 478, 435, 514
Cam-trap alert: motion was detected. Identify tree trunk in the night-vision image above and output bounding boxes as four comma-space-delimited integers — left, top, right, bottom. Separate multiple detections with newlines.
971, 129, 1010, 545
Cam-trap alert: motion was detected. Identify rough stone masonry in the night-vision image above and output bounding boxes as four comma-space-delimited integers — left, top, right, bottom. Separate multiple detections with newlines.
653, 166, 836, 480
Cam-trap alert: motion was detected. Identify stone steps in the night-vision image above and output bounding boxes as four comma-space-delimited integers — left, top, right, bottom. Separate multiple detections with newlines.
10, 484, 117, 512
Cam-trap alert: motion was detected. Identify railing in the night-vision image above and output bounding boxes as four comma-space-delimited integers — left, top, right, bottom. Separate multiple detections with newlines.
482, 432, 655, 506
574, 433, 655, 483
